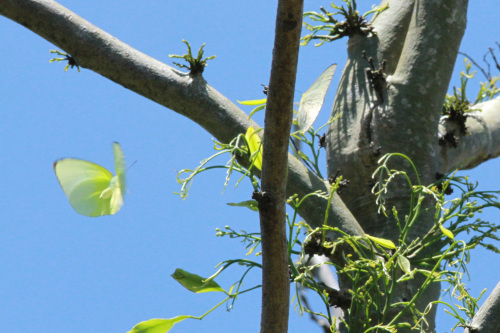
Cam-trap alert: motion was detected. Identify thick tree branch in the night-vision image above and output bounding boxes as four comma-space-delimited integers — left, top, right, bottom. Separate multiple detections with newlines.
0, 0, 363, 236
257, 2, 303, 331
438, 97, 500, 171
327, 0, 468, 238
464, 282, 500, 333
324, 1, 468, 330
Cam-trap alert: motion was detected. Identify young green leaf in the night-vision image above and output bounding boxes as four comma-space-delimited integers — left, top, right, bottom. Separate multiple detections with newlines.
365, 234, 397, 249
245, 127, 263, 170
227, 200, 259, 211
440, 224, 455, 240
248, 104, 266, 119
237, 98, 267, 106
127, 316, 193, 333
171, 268, 225, 293
397, 254, 412, 276
297, 64, 336, 133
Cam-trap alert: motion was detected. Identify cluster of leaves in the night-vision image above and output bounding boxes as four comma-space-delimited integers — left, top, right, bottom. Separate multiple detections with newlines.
169, 40, 216, 75
441, 59, 480, 139
133, 121, 500, 333
301, 0, 388, 47
281, 153, 499, 332
441, 50, 500, 146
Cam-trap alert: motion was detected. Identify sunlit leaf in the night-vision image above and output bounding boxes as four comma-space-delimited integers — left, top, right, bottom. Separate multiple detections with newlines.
245, 127, 263, 170
297, 64, 336, 133
440, 224, 455, 240
227, 200, 259, 211
127, 316, 192, 333
248, 104, 266, 119
171, 268, 225, 293
237, 98, 267, 105
365, 234, 397, 249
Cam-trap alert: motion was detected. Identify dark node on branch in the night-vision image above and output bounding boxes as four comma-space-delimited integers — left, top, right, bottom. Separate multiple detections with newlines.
442, 96, 470, 137
326, 287, 352, 311
49, 49, 81, 72
435, 172, 445, 180
435, 173, 454, 195
317, 133, 326, 148
438, 131, 459, 148
303, 231, 331, 257
370, 143, 382, 156
328, 169, 350, 194
252, 190, 274, 210
169, 40, 215, 75
261, 84, 269, 96
361, 51, 388, 146
362, 51, 387, 105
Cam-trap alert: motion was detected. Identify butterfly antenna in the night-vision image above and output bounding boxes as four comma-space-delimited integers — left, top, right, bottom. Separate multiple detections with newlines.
127, 160, 138, 171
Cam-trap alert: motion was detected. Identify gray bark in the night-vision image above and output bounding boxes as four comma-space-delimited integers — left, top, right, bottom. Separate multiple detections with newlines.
464, 282, 500, 333
325, 0, 469, 330
439, 97, 500, 171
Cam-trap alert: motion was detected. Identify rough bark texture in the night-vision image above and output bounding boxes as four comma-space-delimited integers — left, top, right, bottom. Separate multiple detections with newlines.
258, 1, 303, 332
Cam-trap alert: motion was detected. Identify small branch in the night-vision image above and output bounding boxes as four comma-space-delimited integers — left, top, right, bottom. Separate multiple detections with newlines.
464, 282, 500, 333
258, 0, 303, 332
438, 98, 500, 171
458, 51, 490, 80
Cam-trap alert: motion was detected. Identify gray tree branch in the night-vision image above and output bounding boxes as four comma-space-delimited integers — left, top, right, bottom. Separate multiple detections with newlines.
439, 97, 500, 171
0, 0, 364, 236
464, 282, 500, 333
324, 1, 468, 330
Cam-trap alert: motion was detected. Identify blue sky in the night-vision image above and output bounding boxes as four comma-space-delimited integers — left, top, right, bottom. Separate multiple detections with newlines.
1, 1, 499, 332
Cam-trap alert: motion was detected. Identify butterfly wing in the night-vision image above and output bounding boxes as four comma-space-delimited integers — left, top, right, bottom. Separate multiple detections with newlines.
54, 158, 114, 217
110, 142, 126, 214
113, 142, 126, 199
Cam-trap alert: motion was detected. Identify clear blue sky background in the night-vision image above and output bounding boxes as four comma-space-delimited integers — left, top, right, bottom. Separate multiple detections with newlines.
1, 1, 499, 332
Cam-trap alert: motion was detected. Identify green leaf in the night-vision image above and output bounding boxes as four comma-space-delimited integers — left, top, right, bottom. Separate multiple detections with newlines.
237, 98, 267, 105
227, 200, 259, 211
397, 254, 412, 276
127, 316, 192, 333
365, 234, 397, 249
297, 64, 337, 133
245, 127, 263, 170
440, 224, 455, 240
248, 104, 266, 119
171, 268, 225, 293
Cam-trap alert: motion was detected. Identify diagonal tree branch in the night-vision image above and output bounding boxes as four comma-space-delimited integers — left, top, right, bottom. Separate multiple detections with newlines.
463, 282, 500, 333
0, 0, 364, 235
